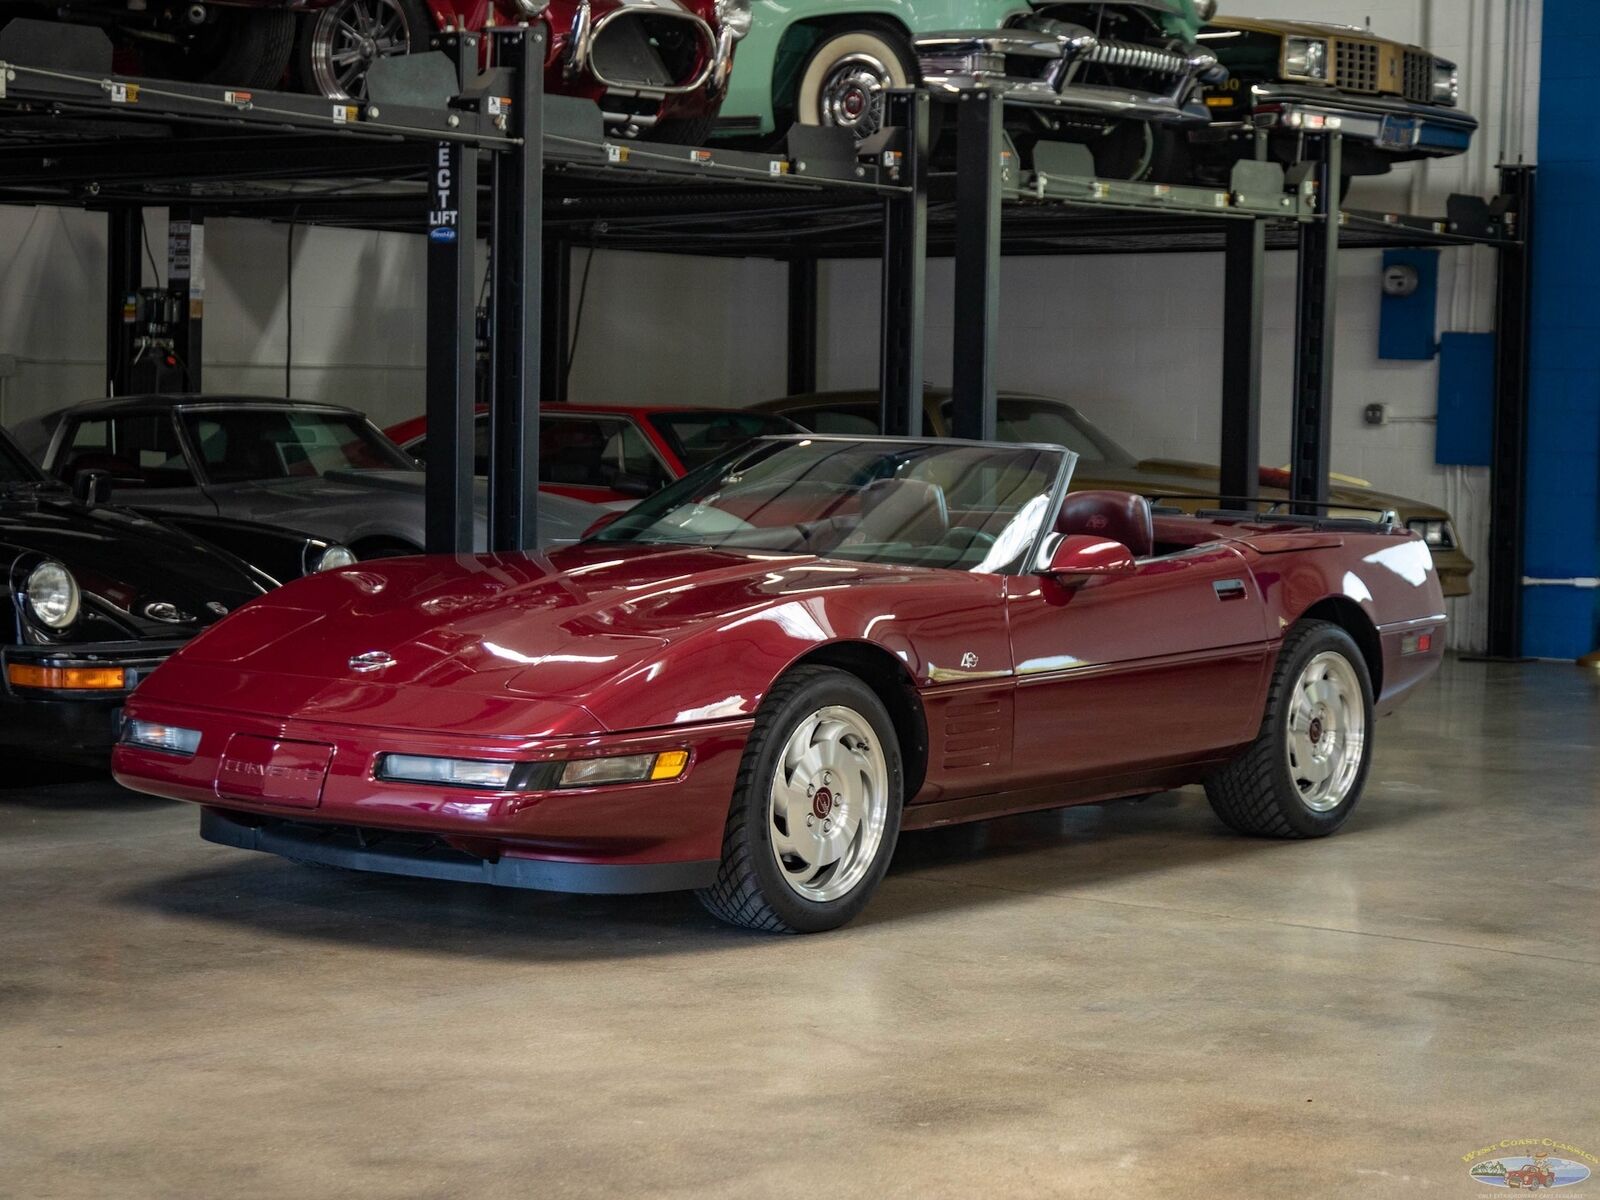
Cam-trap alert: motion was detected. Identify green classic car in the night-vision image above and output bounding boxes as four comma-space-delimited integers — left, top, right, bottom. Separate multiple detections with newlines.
755, 388, 1475, 597
713, 0, 1221, 177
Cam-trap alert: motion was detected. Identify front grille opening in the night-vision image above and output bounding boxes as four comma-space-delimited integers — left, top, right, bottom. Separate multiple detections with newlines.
1334, 39, 1379, 93
1402, 49, 1432, 103
590, 12, 709, 92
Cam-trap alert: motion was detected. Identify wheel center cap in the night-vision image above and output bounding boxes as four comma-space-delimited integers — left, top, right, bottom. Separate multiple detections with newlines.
843, 90, 865, 118
1308, 716, 1325, 745
813, 787, 834, 819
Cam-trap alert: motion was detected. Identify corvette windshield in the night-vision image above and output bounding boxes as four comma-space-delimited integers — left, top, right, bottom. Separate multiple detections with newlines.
592, 438, 1074, 574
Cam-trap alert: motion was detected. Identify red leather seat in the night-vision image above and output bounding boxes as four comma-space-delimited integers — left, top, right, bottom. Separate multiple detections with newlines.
1055, 490, 1154, 558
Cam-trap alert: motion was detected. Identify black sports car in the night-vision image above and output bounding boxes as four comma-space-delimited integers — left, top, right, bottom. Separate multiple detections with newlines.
0, 426, 348, 763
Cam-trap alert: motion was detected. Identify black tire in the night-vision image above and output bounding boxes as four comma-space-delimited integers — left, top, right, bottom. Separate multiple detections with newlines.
294, 0, 432, 101
1205, 620, 1375, 839
697, 665, 904, 933
150, 9, 297, 89
793, 23, 917, 145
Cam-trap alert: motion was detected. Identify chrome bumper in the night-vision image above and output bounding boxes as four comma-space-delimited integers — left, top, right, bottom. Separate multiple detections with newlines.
1250, 85, 1479, 156
563, 0, 723, 97
915, 26, 1215, 126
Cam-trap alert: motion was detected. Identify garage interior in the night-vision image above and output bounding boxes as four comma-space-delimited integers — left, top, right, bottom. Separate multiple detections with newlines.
2, 0, 1596, 1195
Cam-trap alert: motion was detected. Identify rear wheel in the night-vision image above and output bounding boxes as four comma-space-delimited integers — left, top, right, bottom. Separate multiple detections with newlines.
697, 666, 903, 933
1205, 620, 1374, 838
794, 26, 916, 146
296, 0, 431, 101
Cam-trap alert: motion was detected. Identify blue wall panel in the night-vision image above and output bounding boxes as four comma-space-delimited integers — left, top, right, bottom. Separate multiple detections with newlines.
1526, 0, 1600, 658
1379, 249, 1439, 360
1436, 332, 1495, 466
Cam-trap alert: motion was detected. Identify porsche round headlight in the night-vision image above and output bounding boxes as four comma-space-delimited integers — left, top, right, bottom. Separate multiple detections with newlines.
1432, 60, 1459, 106
314, 545, 358, 573
24, 561, 80, 629
1283, 36, 1330, 82
716, 0, 752, 41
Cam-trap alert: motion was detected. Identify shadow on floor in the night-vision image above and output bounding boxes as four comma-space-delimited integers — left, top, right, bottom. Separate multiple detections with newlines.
0, 757, 174, 811
113, 786, 1443, 961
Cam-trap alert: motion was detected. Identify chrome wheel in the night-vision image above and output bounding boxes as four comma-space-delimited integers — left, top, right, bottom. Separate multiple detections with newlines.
306, 0, 415, 100
1285, 651, 1367, 812
768, 704, 889, 902
817, 53, 893, 139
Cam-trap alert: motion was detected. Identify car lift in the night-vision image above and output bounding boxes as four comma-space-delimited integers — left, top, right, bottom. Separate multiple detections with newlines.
0, 21, 1532, 648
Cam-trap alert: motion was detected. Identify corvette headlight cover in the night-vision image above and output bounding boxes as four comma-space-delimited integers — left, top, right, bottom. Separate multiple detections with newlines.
1283, 36, 1330, 82
24, 561, 81, 629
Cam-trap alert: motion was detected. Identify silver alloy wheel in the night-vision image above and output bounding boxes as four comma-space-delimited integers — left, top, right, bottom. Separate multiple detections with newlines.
768, 704, 889, 902
1285, 650, 1367, 812
817, 52, 893, 139
306, 0, 414, 100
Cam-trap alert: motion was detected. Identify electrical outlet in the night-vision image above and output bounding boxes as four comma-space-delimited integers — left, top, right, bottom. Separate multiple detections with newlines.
1363, 403, 1387, 426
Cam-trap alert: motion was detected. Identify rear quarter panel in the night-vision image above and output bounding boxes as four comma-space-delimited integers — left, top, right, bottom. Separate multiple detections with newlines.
1246, 531, 1447, 712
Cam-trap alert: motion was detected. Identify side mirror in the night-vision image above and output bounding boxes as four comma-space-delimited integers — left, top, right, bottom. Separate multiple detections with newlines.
1044, 533, 1138, 578
72, 469, 113, 506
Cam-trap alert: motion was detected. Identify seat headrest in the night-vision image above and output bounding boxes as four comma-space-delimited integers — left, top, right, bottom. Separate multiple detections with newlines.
1055, 490, 1153, 559
852, 478, 949, 546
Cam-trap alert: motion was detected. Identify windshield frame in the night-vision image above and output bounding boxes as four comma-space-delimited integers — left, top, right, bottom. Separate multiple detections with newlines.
588, 434, 1078, 576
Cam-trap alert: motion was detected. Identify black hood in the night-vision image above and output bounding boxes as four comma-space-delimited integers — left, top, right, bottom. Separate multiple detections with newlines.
0, 486, 270, 642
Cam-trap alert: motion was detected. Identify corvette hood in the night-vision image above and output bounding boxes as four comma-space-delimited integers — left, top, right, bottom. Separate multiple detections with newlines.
150, 544, 926, 734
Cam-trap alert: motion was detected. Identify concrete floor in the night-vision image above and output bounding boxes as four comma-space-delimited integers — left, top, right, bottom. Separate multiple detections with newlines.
2, 659, 1597, 1199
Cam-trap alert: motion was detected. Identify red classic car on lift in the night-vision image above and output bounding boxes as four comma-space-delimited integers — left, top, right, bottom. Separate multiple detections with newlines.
113, 436, 1446, 933
15, 0, 748, 141
385, 403, 802, 503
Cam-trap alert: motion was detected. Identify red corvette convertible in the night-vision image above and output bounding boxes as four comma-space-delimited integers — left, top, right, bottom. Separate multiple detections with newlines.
113, 437, 1445, 932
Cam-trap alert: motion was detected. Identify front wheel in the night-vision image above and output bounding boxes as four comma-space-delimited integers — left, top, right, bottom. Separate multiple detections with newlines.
794, 26, 916, 145
697, 666, 903, 933
295, 0, 431, 101
1205, 620, 1374, 838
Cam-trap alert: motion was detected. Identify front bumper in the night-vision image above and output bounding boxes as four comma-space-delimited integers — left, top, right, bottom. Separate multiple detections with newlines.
1, 640, 182, 761
1249, 85, 1478, 157
915, 27, 1215, 127
563, 0, 731, 128
112, 697, 753, 892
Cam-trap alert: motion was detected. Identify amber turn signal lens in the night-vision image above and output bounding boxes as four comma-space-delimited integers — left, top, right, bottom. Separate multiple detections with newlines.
7, 663, 127, 690
650, 749, 690, 780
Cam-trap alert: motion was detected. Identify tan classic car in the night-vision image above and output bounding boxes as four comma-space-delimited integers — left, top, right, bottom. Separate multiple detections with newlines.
1187, 16, 1478, 185
755, 389, 1473, 597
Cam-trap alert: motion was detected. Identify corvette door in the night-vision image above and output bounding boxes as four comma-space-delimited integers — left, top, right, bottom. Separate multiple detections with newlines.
1004, 543, 1273, 786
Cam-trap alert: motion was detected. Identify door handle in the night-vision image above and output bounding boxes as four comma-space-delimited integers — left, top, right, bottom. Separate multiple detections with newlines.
1213, 579, 1248, 602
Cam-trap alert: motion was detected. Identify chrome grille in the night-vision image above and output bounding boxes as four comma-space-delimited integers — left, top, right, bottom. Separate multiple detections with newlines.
1333, 39, 1379, 93
1402, 49, 1433, 102
1084, 39, 1191, 77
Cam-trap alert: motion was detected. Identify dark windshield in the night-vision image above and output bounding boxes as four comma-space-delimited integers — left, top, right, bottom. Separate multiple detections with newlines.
648, 411, 802, 471
0, 428, 43, 485
181, 408, 414, 483
593, 437, 1072, 574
